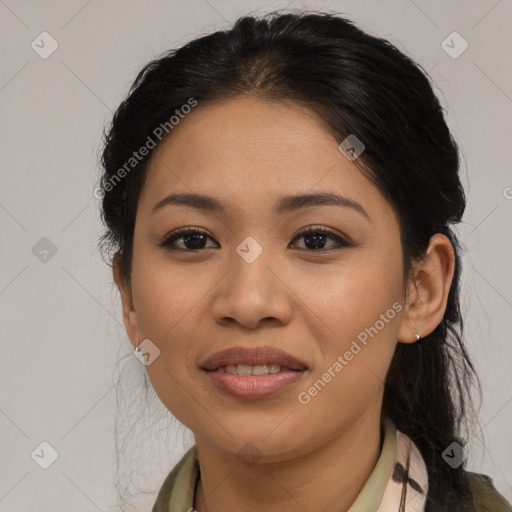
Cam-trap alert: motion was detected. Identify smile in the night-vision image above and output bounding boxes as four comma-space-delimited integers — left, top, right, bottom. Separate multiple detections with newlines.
212, 364, 300, 375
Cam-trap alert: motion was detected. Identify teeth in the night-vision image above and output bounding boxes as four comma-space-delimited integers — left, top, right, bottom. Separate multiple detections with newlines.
215, 364, 285, 375
252, 365, 269, 375
237, 364, 252, 376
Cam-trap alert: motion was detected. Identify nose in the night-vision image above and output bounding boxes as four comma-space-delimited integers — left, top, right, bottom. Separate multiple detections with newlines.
211, 249, 293, 330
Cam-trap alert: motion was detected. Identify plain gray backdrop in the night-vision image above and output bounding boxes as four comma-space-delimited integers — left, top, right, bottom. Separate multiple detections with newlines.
1, 0, 511, 510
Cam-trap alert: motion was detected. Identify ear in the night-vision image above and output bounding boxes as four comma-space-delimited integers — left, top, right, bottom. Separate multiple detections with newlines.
397, 233, 456, 344
113, 254, 140, 349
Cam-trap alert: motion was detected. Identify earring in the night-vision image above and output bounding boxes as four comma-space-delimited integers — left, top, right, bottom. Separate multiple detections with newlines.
415, 332, 421, 342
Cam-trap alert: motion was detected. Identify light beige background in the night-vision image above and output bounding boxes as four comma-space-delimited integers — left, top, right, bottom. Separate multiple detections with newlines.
1, 0, 511, 510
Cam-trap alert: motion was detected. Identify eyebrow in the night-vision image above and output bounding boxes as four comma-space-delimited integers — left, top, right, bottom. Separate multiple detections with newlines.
151, 192, 370, 221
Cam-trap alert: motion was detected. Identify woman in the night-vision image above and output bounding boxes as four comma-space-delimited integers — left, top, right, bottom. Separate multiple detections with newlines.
97, 10, 512, 512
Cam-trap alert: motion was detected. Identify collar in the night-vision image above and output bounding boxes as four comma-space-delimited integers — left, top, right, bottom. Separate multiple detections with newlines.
154, 417, 429, 512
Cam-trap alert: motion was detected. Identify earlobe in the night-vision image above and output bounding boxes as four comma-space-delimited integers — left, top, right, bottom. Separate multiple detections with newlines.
113, 254, 140, 348
397, 233, 455, 344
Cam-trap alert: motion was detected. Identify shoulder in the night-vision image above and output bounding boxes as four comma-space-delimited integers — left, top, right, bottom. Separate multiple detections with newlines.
427, 471, 512, 512
466, 472, 512, 512
152, 445, 198, 512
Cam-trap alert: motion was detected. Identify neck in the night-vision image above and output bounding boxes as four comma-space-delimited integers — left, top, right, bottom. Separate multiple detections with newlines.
193, 410, 384, 512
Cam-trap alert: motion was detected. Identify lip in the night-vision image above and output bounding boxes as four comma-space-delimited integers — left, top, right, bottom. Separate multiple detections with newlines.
200, 346, 308, 371
200, 346, 308, 400
206, 371, 305, 399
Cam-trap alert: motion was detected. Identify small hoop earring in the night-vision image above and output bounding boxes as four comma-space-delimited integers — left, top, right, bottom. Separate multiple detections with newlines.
415, 332, 421, 342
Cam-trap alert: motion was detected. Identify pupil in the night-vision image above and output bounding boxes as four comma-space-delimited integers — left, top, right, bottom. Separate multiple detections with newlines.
305, 232, 326, 250
184, 233, 205, 249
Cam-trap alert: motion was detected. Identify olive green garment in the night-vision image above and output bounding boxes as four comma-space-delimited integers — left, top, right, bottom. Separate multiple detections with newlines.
152, 419, 512, 512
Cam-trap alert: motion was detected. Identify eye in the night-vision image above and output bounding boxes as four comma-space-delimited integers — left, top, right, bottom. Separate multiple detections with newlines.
159, 227, 218, 251
289, 226, 351, 252
159, 226, 351, 252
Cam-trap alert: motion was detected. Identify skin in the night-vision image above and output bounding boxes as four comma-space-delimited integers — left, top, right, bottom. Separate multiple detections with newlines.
114, 95, 455, 512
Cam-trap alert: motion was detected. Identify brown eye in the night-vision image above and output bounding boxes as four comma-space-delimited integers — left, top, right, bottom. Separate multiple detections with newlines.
290, 227, 351, 251
159, 226, 350, 253
159, 228, 218, 251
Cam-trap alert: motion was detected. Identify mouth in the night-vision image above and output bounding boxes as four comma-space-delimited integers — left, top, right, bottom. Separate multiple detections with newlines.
211, 364, 303, 375
200, 345, 308, 372
200, 346, 308, 399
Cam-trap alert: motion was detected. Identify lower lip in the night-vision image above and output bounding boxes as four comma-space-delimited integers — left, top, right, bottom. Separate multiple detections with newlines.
204, 370, 305, 399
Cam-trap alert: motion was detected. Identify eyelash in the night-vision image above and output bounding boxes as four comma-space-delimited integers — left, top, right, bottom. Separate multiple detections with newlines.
159, 226, 351, 253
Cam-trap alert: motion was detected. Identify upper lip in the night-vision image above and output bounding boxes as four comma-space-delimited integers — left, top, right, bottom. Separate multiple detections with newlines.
200, 346, 308, 371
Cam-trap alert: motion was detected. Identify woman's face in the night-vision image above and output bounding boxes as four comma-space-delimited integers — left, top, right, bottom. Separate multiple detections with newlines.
119, 96, 411, 460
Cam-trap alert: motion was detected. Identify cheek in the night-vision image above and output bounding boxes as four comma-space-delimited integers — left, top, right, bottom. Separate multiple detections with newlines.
129, 246, 213, 398
294, 246, 403, 410
296, 246, 404, 349
293, 263, 403, 433
331, 272, 402, 343
130, 260, 206, 424
130, 234, 214, 336
131, 272, 212, 385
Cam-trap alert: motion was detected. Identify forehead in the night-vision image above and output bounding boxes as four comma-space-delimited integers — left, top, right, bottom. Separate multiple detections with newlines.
138, 96, 394, 224
157, 96, 339, 168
